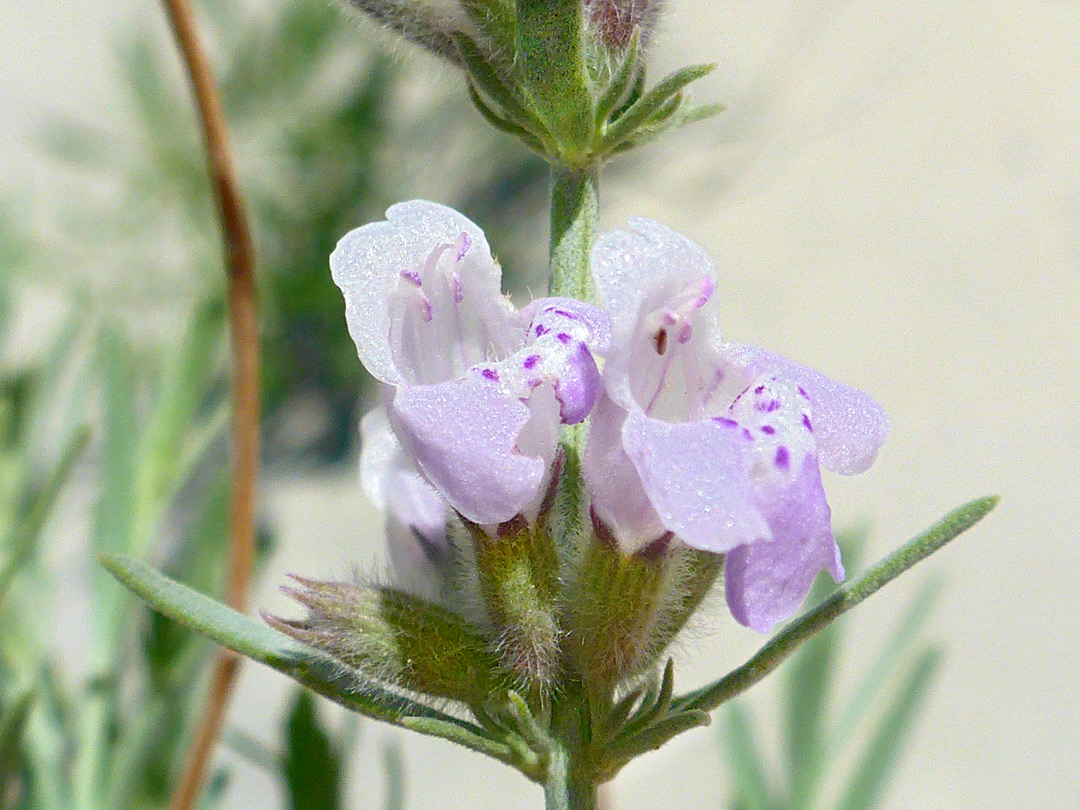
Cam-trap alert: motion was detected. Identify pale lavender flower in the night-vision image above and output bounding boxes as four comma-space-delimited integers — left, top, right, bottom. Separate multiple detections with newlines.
332, 201, 609, 527
584, 218, 889, 633
360, 407, 449, 598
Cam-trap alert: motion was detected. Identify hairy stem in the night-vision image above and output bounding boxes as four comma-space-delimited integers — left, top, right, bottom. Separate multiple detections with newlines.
159, 0, 260, 808
544, 746, 598, 810
545, 682, 599, 810
549, 165, 600, 300
673, 497, 998, 714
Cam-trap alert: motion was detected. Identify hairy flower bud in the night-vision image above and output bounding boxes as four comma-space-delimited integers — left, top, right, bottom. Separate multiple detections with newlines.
269, 577, 515, 705
344, 0, 474, 63
586, 0, 663, 49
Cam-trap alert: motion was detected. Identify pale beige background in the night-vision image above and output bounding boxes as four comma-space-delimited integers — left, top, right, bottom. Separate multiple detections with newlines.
2, 1, 1078, 809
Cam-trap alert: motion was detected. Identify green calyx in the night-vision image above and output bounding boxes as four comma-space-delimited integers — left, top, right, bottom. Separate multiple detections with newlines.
565, 527, 723, 696
269, 577, 516, 706
565, 532, 670, 692
468, 514, 564, 688
451, 2, 721, 167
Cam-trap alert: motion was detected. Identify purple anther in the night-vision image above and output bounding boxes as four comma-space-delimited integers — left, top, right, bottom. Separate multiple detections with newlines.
455, 232, 472, 261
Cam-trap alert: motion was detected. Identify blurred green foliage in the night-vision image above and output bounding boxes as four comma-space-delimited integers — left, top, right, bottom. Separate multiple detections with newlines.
15, 0, 549, 462
0, 0, 503, 804
718, 534, 943, 810
0, 282, 401, 808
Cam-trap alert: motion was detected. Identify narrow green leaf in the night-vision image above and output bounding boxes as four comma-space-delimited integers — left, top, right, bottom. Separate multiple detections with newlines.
594, 29, 641, 126
0, 426, 91, 603
15, 666, 68, 809
98, 555, 521, 767
99, 694, 173, 810
466, 82, 547, 155
222, 729, 282, 773
610, 102, 727, 155
460, 0, 517, 63
0, 690, 35, 788
284, 691, 342, 810
833, 577, 942, 743
720, 702, 773, 810
836, 647, 942, 810
675, 102, 726, 127
598, 684, 646, 742
90, 330, 138, 658
784, 600, 839, 810
620, 659, 675, 738
135, 299, 223, 544
399, 717, 526, 771
24, 303, 89, 455
382, 741, 407, 810
673, 497, 998, 714
601, 63, 715, 151
455, 33, 551, 144
606, 709, 710, 765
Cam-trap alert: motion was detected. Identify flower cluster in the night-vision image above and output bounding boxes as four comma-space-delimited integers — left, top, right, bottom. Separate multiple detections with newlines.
332, 201, 887, 634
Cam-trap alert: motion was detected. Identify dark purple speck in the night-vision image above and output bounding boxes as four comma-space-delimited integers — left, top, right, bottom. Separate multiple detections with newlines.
523, 355, 541, 370
556, 332, 572, 344
552, 308, 577, 320
775, 446, 790, 470
742, 428, 754, 442
754, 384, 766, 394
481, 368, 499, 382
802, 413, 813, 432
535, 324, 548, 337
761, 425, 776, 435
797, 386, 809, 399
714, 417, 738, 429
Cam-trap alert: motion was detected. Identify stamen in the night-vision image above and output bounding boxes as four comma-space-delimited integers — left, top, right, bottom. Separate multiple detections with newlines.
449, 271, 464, 303
454, 231, 472, 261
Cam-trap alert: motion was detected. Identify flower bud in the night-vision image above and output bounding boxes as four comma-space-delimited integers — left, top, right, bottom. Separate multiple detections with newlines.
586, 0, 663, 50
268, 577, 515, 705
344, 0, 473, 64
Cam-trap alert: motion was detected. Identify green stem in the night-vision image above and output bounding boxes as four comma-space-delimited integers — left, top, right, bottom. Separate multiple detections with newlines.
544, 745, 598, 810
549, 165, 600, 300
673, 496, 998, 714
545, 683, 598, 810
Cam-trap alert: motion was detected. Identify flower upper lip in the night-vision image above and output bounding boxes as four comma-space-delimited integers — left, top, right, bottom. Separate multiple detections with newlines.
332, 200, 609, 526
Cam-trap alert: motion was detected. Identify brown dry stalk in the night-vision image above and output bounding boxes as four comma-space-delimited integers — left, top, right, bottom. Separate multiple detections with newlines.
159, 1, 260, 809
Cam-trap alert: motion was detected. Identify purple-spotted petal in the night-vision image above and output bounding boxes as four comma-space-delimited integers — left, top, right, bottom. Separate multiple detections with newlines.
522, 297, 612, 356
725, 455, 842, 633
331, 200, 518, 385
720, 343, 889, 474
389, 377, 546, 526
621, 407, 771, 553
582, 394, 668, 551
